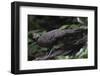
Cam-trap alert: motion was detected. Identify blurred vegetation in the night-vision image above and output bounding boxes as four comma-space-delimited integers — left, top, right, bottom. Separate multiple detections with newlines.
28, 15, 88, 61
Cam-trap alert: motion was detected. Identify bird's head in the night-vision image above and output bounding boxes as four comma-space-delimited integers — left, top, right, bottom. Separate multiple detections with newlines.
32, 33, 40, 41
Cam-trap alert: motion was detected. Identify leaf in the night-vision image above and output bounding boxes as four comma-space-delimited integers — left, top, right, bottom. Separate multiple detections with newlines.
56, 56, 66, 59
69, 24, 80, 29
28, 38, 33, 43
75, 47, 88, 58
59, 25, 69, 29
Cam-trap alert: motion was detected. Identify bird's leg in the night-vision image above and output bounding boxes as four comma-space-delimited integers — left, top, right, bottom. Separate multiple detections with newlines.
37, 44, 64, 60
40, 47, 54, 59
35, 47, 54, 60
45, 47, 54, 58
44, 44, 65, 59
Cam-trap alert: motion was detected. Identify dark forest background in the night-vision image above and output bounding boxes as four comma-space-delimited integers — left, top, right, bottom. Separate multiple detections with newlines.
28, 15, 88, 61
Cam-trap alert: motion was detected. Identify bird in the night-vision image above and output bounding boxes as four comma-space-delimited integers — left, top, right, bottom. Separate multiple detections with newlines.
37, 27, 87, 47
32, 27, 87, 60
